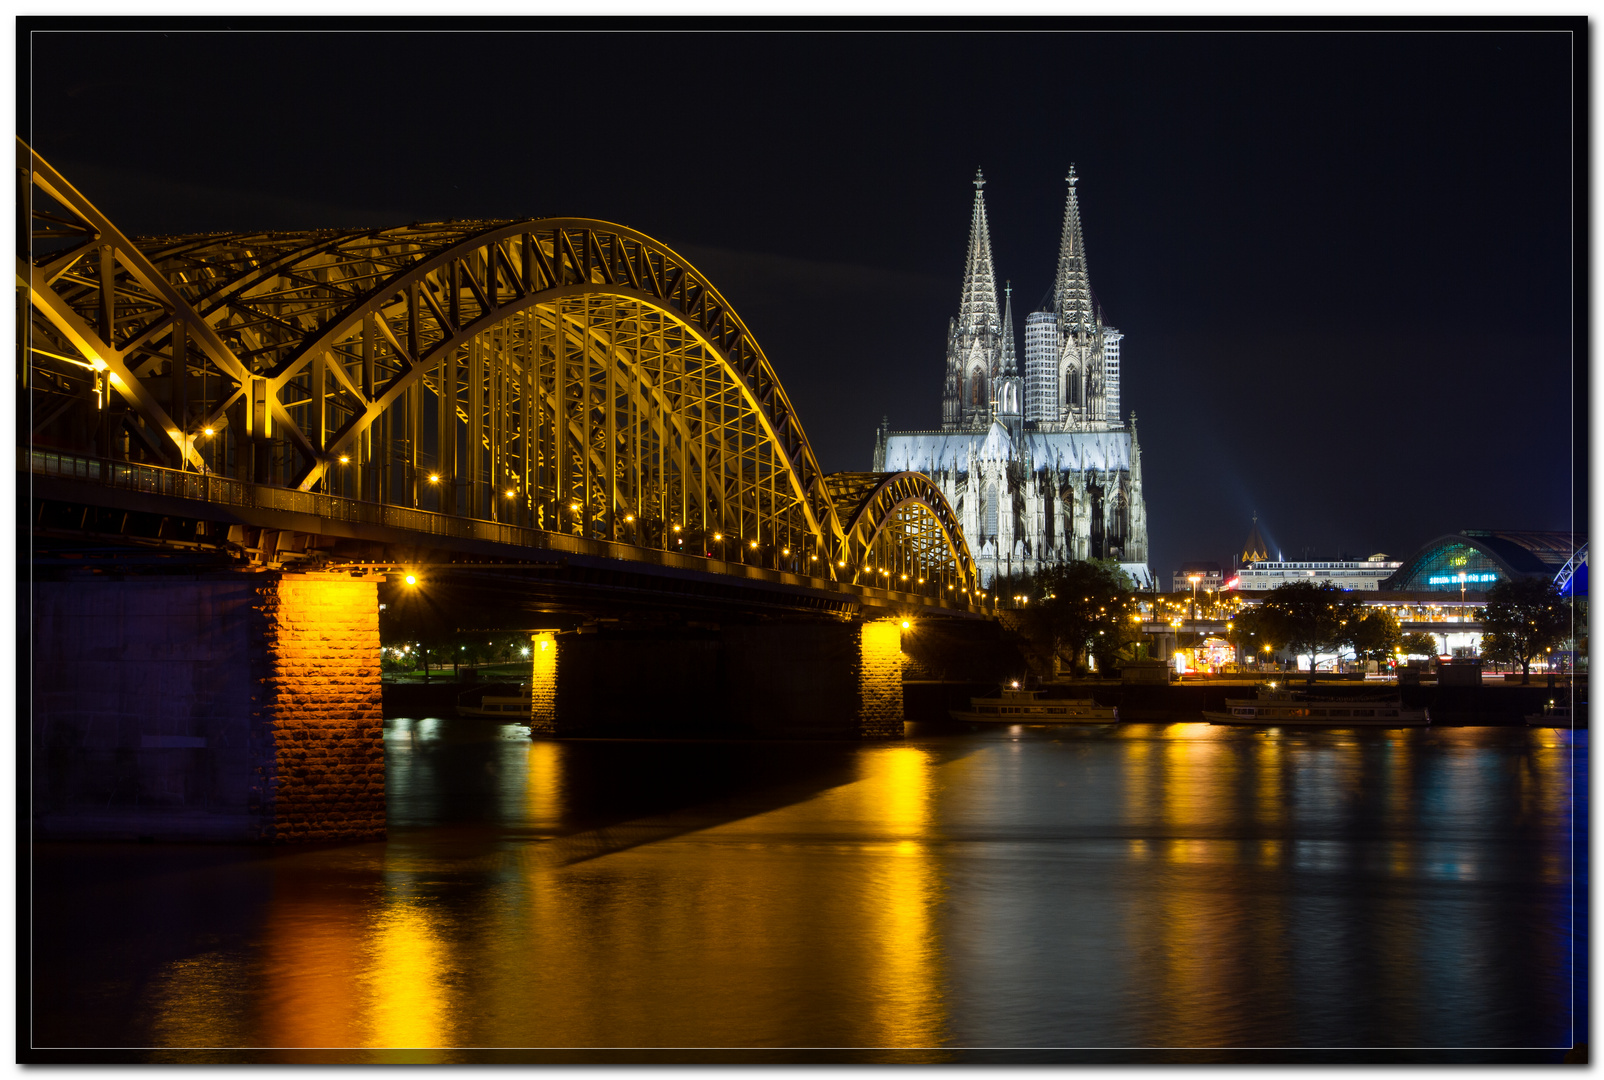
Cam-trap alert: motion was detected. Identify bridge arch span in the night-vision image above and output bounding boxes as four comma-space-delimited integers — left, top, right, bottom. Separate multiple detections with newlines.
22, 139, 978, 596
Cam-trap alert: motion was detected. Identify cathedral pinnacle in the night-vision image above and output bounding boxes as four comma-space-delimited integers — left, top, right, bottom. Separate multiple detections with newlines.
974, 167, 986, 190
1000, 281, 1018, 376
1054, 165, 1095, 333
957, 169, 1002, 341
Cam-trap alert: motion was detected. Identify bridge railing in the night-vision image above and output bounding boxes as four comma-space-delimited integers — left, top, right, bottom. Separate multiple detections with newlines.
28, 449, 985, 615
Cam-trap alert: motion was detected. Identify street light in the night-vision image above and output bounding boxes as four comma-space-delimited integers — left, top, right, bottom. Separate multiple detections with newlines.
1188, 574, 1201, 622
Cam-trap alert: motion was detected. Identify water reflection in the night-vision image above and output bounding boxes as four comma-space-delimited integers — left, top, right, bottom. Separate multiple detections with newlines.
28, 719, 1582, 1061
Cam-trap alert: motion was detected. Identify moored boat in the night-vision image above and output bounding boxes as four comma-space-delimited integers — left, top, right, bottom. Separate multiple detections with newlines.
1524, 699, 1573, 727
1205, 688, 1428, 728
457, 693, 532, 719
950, 686, 1118, 724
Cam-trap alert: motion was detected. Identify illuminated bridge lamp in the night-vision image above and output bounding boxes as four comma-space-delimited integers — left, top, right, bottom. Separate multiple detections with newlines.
749, 540, 757, 549
782, 547, 790, 556
713, 532, 722, 541
202, 427, 215, 437
672, 524, 681, 532
505, 489, 515, 498
901, 620, 911, 629
428, 474, 440, 484
338, 454, 350, 464
625, 514, 634, 523
404, 574, 417, 586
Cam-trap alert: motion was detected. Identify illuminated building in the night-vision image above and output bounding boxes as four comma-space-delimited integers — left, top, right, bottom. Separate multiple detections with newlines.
1237, 556, 1403, 592
1384, 530, 1580, 592
874, 167, 1151, 589
1172, 562, 1225, 595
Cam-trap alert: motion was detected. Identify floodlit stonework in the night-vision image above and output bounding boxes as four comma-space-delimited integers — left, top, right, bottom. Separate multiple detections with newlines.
875, 168, 1152, 588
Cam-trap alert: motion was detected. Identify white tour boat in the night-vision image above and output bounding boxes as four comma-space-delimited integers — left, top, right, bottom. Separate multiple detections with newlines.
1524, 699, 1574, 727
457, 693, 532, 719
950, 685, 1119, 724
1205, 687, 1429, 728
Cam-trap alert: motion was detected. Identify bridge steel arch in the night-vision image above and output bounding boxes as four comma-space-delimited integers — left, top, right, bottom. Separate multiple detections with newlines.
20, 140, 978, 596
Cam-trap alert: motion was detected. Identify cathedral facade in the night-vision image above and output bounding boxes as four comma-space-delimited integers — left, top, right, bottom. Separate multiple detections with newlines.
873, 167, 1153, 589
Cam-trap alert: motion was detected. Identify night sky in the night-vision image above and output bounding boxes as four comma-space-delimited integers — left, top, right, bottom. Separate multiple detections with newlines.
23, 22, 1584, 581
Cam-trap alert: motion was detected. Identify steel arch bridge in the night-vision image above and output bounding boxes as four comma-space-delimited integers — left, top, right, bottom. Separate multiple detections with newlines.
20, 140, 979, 599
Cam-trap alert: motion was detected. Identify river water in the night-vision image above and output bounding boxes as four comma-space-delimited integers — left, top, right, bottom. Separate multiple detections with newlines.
28, 716, 1585, 1063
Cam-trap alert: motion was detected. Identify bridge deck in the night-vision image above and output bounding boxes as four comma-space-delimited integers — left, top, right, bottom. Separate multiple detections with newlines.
27, 450, 989, 621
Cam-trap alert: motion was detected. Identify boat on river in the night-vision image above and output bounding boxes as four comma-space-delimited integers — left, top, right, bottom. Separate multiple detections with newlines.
950, 686, 1119, 724
1524, 700, 1574, 727
457, 693, 532, 719
1204, 687, 1429, 728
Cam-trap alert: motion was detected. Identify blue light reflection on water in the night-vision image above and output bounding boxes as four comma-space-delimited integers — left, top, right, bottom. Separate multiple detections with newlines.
27, 719, 1583, 1062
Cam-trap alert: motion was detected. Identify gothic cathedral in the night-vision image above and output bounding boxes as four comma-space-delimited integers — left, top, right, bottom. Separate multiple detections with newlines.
873, 167, 1153, 588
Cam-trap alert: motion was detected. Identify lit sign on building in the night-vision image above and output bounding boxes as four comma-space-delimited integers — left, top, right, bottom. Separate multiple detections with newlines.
1427, 572, 1497, 586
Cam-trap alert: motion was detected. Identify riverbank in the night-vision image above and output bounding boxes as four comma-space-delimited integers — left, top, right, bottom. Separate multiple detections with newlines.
386, 675, 1586, 730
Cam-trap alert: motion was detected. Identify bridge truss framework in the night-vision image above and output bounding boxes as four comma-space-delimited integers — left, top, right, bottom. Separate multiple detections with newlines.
20, 140, 980, 601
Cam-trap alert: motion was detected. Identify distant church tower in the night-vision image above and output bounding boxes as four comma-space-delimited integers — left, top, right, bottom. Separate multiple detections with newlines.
1242, 514, 1270, 566
877, 166, 1151, 589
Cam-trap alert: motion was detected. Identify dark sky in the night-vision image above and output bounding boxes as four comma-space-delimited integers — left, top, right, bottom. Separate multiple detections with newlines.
23, 22, 1584, 580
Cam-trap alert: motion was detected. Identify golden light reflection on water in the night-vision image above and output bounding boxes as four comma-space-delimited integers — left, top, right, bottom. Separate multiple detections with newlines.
1136, 728, 1290, 1047
1254, 738, 1284, 827
362, 900, 453, 1056
458, 743, 950, 1053
523, 739, 563, 829
117, 727, 1576, 1055
248, 882, 458, 1058
146, 951, 251, 1050
854, 747, 944, 1048
258, 889, 368, 1049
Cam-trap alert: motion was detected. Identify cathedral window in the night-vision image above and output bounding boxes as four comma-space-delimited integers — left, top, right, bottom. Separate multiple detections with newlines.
970, 367, 987, 407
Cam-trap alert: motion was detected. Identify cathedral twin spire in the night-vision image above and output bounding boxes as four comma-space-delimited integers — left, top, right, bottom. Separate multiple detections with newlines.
943, 165, 1109, 432
958, 169, 1003, 337
1054, 165, 1097, 334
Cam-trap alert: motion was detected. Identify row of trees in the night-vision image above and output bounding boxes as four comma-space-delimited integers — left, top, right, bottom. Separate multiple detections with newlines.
1231, 577, 1572, 683
999, 567, 1574, 685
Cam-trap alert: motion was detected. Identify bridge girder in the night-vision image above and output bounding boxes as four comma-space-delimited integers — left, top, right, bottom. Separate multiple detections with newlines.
21, 139, 979, 595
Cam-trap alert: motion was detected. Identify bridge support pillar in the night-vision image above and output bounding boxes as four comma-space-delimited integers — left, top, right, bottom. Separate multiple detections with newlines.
32, 572, 385, 843
854, 620, 906, 737
529, 619, 906, 739
528, 631, 560, 736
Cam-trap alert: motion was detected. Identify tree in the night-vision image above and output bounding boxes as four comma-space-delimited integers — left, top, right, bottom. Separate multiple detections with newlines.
1398, 632, 1440, 661
1481, 577, 1571, 683
1017, 559, 1140, 674
1349, 609, 1402, 666
1227, 605, 1280, 667
1253, 581, 1365, 683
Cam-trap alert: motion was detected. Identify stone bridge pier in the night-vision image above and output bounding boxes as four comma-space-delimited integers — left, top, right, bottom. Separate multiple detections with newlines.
31, 571, 385, 843
527, 619, 907, 739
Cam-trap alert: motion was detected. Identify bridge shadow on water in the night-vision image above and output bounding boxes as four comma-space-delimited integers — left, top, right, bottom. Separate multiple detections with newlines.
382, 714, 980, 866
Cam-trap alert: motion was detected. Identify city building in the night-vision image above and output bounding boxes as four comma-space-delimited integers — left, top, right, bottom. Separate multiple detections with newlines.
1384, 530, 1579, 592
1221, 528, 1586, 666
874, 167, 1151, 588
1172, 561, 1225, 595
1235, 556, 1403, 592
